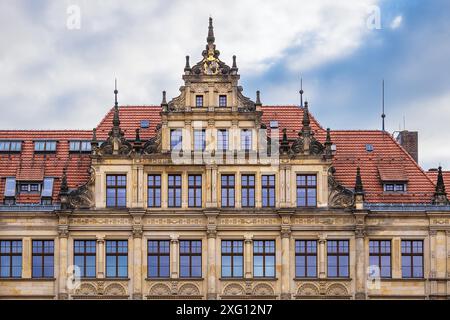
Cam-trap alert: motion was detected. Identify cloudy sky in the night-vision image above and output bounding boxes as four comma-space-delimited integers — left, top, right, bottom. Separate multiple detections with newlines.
0, 0, 449, 170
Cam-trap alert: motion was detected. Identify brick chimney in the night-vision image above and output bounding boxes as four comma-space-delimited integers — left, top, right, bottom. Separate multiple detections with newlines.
396, 130, 418, 163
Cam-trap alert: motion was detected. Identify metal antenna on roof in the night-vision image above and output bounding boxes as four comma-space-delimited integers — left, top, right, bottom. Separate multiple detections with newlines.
382, 79, 386, 132
299, 77, 304, 108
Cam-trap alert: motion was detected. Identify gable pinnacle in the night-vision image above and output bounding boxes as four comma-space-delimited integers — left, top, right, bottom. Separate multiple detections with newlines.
302, 101, 311, 128
354, 167, 364, 195
207, 17, 215, 45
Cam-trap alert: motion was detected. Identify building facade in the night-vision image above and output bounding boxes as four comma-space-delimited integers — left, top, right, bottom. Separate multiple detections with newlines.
1, 18, 450, 300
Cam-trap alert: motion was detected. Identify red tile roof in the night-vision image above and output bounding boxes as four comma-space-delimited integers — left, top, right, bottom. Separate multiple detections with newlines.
0, 105, 440, 205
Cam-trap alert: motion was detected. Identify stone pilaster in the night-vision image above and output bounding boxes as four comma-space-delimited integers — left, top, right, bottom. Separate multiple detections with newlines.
205, 211, 219, 299
244, 236, 253, 279
171, 236, 179, 279
97, 237, 105, 278
130, 209, 145, 300
57, 211, 70, 300
280, 211, 293, 300
354, 211, 367, 300
318, 236, 327, 279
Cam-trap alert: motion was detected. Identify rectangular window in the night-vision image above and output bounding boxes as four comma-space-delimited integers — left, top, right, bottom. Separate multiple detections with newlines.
32, 240, 54, 278
296, 174, 317, 207
147, 240, 170, 278
18, 183, 41, 194
0, 240, 22, 278
106, 240, 128, 278
74, 240, 96, 278
241, 129, 252, 151
196, 95, 204, 107
0, 141, 22, 153
188, 175, 202, 208
221, 240, 243, 278
369, 240, 391, 278
69, 141, 91, 153
295, 240, 317, 278
106, 175, 127, 208
170, 129, 182, 150
221, 175, 235, 208
4, 178, 16, 197
168, 174, 182, 208
41, 178, 54, 198
219, 95, 227, 107
384, 183, 407, 192
262, 175, 275, 207
327, 240, 349, 278
147, 175, 161, 208
402, 240, 423, 278
193, 129, 206, 151
179, 240, 202, 278
253, 240, 275, 278
217, 129, 228, 152
34, 141, 57, 152
241, 174, 255, 208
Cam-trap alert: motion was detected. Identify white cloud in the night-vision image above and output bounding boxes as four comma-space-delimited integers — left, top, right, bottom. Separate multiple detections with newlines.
0, 0, 380, 130
390, 15, 403, 29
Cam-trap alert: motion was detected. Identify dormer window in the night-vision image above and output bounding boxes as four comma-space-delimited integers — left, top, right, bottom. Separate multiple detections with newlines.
34, 141, 56, 153
219, 95, 227, 107
196, 95, 204, 107
0, 141, 22, 153
3, 178, 16, 204
384, 183, 407, 192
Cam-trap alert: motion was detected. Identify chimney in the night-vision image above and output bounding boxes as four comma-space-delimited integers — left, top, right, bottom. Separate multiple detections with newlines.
396, 130, 418, 163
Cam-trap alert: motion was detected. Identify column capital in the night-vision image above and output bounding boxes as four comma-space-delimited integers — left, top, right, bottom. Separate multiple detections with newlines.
132, 225, 143, 238
57, 225, 69, 238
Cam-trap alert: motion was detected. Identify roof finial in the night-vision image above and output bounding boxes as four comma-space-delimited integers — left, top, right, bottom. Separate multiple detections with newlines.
256, 90, 262, 106
161, 91, 167, 105
113, 79, 120, 127
231, 55, 238, 71
299, 77, 304, 108
325, 128, 333, 159
184, 56, 191, 72
207, 17, 215, 45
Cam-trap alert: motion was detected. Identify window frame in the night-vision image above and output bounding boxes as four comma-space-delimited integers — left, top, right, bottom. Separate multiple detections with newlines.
295, 240, 317, 278
241, 174, 255, 208
168, 174, 182, 208
327, 240, 350, 278
221, 240, 244, 278
217, 129, 229, 152
253, 240, 276, 278
188, 174, 202, 208
147, 240, 170, 278
240, 129, 252, 151
69, 140, 91, 153
261, 175, 276, 208
32, 240, 54, 279
170, 129, 183, 151
147, 174, 161, 208
296, 174, 317, 207
195, 95, 204, 108
369, 240, 392, 278
73, 240, 97, 278
105, 240, 128, 279
179, 240, 202, 278
221, 174, 235, 208
34, 140, 57, 153
401, 240, 424, 279
219, 95, 227, 107
106, 174, 127, 208
0, 240, 22, 278
193, 129, 206, 151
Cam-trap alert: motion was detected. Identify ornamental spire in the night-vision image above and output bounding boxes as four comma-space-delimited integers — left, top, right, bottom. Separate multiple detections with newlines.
433, 166, 449, 205
302, 101, 311, 129
207, 17, 215, 45
354, 167, 364, 195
